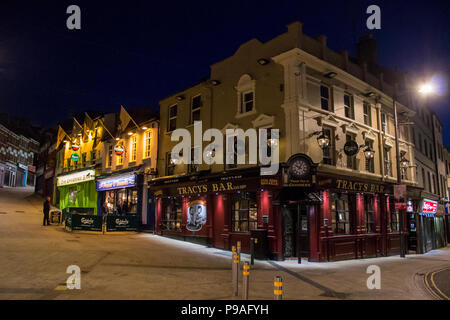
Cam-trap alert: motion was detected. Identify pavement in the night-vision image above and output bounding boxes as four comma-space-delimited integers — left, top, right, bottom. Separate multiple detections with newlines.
0, 186, 449, 300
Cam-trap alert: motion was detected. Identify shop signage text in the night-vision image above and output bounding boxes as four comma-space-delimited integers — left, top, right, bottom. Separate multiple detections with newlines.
57, 170, 95, 186
177, 182, 246, 196
97, 173, 136, 191
421, 199, 438, 216
336, 179, 385, 193
114, 145, 125, 156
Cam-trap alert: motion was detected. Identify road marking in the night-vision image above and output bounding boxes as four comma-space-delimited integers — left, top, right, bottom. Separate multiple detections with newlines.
424, 267, 450, 300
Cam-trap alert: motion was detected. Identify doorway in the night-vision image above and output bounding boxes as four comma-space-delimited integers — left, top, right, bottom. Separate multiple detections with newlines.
283, 203, 310, 262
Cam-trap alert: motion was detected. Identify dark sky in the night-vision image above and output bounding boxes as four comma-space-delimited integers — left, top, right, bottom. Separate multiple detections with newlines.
0, 0, 448, 142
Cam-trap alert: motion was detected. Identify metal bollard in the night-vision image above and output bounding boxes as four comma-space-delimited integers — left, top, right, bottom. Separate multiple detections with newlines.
274, 276, 283, 300
233, 252, 239, 296
250, 238, 255, 265
242, 262, 250, 300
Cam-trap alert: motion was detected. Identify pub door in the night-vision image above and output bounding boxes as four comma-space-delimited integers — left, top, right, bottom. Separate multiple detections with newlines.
282, 204, 310, 263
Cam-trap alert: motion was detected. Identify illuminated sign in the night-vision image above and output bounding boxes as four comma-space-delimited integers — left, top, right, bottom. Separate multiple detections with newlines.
96, 173, 136, 191
57, 170, 95, 187
71, 143, 80, 152
71, 153, 79, 162
176, 182, 246, 196
114, 145, 125, 156
421, 199, 438, 216
186, 200, 207, 232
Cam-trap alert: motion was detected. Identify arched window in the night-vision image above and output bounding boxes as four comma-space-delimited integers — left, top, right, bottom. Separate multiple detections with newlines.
235, 74, 256, 117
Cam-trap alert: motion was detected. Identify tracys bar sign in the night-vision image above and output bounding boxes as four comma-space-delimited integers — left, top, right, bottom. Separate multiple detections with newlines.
177, 182, 246, 196
335, 179, 385, 193
57, 170, 95, 187
106, 215, 138, 232
96, 173, 136, 191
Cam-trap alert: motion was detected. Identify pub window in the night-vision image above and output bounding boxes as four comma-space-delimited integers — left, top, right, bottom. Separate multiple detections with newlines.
330, 193, 351, 235
162, 197, 182, 232
168, 104, 177, 132
363, 103, 372, 126
107, 145, 113, 167
381, 112, 388, 134
82, 153, 87, 167
320, 85, 332, 111
231, 192, 258, 232
344, 93, 354, 119
364, 195, 376, 233
241, 91, 254, 114
116, 151, 123, 166
144, 130, 152, 159
384, 147, 392, 176
191, 95, 202, 123
166, 152, 175, 176
322, 126, 335, 165
365, 139, 375, 173
130, 134, 137, 162
225, 135, 238, 170
188, 147, 199, 173
389, 196, 399, 232
346, 134, 357, 170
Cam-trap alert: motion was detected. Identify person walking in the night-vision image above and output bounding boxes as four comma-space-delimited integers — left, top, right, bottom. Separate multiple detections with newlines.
43, 196, 51, 226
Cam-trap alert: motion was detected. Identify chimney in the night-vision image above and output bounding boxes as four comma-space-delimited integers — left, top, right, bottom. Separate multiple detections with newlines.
357, 34, 379, 75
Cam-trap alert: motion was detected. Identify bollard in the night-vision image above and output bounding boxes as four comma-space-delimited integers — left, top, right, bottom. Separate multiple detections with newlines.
233, 252, 239, 296
237, 241, 241, 267
242, 262, 250, 300
274, 276, 283, 300
250, 238, 255, 265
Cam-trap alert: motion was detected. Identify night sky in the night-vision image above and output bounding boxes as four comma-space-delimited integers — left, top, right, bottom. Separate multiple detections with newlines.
0, 1, 448, 142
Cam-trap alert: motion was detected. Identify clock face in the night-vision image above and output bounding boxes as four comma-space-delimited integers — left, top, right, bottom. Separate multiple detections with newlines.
290, 159, 309, 179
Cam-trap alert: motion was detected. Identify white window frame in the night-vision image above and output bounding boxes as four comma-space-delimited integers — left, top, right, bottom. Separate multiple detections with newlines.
144, 130, 152, 159
130, 134, 137, 162
168, 104, 177, 132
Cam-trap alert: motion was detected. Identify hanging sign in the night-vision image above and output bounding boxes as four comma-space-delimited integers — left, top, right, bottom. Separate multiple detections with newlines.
71, 153, 80, 162
71, 143, 80, 152
394, 184, 407, 210
114, 145, 125, 156
344, 140, 359, 157
421, 199, 438, 216
186, 200, 207, 232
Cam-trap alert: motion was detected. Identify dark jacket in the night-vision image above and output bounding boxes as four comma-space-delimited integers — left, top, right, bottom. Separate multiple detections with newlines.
43, 200, 50, 214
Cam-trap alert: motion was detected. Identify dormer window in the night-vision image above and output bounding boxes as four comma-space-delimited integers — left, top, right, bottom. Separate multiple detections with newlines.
236, 74, 256, 117
241, 91, 254, 113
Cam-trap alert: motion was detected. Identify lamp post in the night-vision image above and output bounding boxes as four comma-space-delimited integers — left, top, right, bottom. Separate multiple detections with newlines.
393, 80, 437, 258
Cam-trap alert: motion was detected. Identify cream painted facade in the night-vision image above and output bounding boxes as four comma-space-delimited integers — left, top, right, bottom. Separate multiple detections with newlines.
157, 21, 417, 187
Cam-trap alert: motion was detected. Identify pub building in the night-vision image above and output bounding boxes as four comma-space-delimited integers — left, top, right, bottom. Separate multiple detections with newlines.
150, 153, 409, 262
150, 166, 282, 256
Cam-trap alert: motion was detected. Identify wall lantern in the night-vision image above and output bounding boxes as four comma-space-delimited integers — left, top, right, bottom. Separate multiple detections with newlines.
309, 130, 330, 149
176, 95, 185, 101
365, 91, 376, 98
257, 58, 270, 65
360, 145, 375, 160
209, 80, 221, 86
324, 71, 337, 79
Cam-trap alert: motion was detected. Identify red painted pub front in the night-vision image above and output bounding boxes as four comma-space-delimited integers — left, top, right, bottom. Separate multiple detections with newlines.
149, 154, 406, 262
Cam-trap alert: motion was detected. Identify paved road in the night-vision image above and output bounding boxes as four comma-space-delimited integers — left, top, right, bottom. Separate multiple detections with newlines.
0, 187, 449, 300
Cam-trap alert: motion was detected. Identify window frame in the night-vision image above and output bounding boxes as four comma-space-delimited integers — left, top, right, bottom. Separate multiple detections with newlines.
191, 95, 202, 124
320, 85, 332, 111
168, 104, 178, 132
144, 130, 152, 159
364, 194, 376, 233
330, 192, 352, 235
363, 102, 372, 126
343, 93, 354, 119
231, 192, 258, 233
130, 134, 137, 162
322, 126, 336, 165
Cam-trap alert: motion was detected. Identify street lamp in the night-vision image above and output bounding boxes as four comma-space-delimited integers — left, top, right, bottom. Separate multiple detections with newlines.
316, 132, 330, 149
362, 145, 375, 160
392, 79, 437, 258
